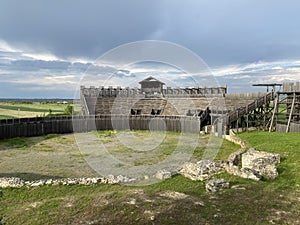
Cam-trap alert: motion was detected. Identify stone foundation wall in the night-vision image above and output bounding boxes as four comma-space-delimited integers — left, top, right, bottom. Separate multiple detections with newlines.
224, 129, 247, 148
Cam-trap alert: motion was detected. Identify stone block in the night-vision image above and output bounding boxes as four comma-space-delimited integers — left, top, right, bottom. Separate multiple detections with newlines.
205, 179, 229, 192
240, 167, 262, 181
155, 170, 172, 180
179, 160, 225, 181
241, 148, 280, 179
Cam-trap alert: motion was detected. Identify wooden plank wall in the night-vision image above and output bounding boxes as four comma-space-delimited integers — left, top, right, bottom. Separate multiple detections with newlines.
276, 123, 300, 132
0, 115, 201, 139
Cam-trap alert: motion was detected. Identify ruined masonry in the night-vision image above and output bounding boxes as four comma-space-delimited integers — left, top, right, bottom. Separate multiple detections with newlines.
205, 179, 230, 192
241, 148, 280, 180
178, 135, 281, 184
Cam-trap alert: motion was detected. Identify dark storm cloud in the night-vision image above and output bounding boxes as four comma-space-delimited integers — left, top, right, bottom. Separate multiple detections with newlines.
0, 0, 163, 60
0, 0, 300, 98
159, 1, 300, 66
1, 1, 300, 66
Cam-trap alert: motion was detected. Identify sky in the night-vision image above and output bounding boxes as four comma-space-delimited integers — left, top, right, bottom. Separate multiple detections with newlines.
0, 0, 300, 98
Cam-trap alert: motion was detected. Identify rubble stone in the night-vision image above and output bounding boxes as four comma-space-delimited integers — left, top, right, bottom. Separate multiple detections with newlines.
205, 179, 229, 192
155, 170, 172, 180
0, 175, 133, 188
0, 177, 25, 188
240, 167, 262, 181
242, 148, 280, 179
30, 180, 45, 187
242, 148, 280, 168
227, 148, 247, 166
179, 160, 225, 181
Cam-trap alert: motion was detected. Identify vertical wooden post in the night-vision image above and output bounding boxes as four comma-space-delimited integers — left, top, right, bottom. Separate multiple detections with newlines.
246, 114, 249, 131
286, 92, 296, 132
269, 95, 278, 132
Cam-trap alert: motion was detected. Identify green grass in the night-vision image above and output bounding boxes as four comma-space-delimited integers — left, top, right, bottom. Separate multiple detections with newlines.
0, 131, 299, 224
0, 137, 29, 149
96, 130, 240, 166
192, 135, 240, 161
0, 102, 80, 118
0, 104, 64, 113
0, 115, 16, 120
215, 138, 241, 160
237, 131, 300, 192
97, 130, 189, 166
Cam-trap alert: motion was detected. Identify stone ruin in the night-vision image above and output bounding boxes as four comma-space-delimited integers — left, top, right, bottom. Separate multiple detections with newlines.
241, 148, 280, 180
178, 148, 280, 183
0, 148, 281, 193
0, 127, 281, 193
178, 160, 225, 181
205, 179, 230, 192
0, 176, 136, 188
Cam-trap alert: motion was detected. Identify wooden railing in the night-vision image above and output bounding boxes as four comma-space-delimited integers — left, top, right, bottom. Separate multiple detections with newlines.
227, 92, 273, 124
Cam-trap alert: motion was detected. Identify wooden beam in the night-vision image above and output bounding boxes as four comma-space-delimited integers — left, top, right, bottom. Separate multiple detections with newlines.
286, 92, 296, 133
269, 95, 278, 132
252, 83, 282, 86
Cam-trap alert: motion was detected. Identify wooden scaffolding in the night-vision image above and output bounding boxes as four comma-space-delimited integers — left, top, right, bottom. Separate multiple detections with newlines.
269, 82, 300, 132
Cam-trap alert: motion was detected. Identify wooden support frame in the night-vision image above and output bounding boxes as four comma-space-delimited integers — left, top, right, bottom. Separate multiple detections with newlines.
269, 95, 278, 132
286, 92, 296, 132
273, 88, 300, 132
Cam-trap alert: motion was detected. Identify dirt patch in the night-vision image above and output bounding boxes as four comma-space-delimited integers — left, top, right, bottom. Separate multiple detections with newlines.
0, 134, 98, 180
158, 190, 189, 200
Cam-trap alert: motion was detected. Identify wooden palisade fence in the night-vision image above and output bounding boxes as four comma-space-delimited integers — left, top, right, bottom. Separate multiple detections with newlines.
0, 115, 201, 140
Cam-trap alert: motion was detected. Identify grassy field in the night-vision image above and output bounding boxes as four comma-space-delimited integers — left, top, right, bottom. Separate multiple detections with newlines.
237, 131, 300, 192
0, 101, 80, 119
0, 131, 299, 224
0, 131, 239, 181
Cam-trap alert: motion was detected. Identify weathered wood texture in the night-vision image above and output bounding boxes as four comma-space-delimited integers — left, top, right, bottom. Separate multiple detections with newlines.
276, 123, 300, 132
80, 85, 227, 117
282, 82, 300, 92
270, 82, 300, 132
0, 115, 201, 139
226, 93, 273, 124
83, 91, 270, 117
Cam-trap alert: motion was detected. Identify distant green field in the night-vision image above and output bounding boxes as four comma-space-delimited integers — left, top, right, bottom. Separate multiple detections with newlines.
0, 104, 63, 113
0, 101, 80, 119
0, 115, 16, 120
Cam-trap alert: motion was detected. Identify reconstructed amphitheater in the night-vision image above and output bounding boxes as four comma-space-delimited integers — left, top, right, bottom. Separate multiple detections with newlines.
0, 77, 299, 140
80, 76, 278, 134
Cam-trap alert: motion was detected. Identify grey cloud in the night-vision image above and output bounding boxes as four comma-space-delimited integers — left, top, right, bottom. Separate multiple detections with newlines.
0, 82, 76, 98
1, 1, 300, 66
1, 1, 300, 98
0, 0, 163, 59
114, 69, 134, 78
10, 60, 71, 71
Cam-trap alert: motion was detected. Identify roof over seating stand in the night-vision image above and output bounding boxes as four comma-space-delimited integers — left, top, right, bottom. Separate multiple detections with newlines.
139, 76, 165, 94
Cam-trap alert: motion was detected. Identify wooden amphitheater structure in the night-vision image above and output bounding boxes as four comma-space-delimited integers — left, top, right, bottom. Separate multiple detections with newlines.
269, 82, 300, 132
0, 77, 299, 140
80, 76, 300, 135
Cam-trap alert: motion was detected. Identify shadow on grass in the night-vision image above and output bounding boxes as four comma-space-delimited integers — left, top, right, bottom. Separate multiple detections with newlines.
0, 173, 64, 181
0, 136, 45, 150
0, 133, 73, 151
